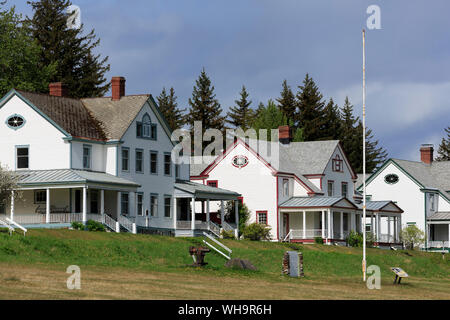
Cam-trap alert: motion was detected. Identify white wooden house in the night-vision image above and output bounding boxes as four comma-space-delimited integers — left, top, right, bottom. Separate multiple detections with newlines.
190, 127, 403, 244
0, 78, 239, 236
358, 144, 450, 250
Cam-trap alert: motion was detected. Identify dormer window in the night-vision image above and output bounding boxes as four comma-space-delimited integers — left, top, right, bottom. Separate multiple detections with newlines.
137, 113, 157, 140
332, 154, 343, 172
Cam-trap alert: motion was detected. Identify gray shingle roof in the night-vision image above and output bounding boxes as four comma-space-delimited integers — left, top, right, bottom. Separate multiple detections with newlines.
15, 169, 140, 188
81, 95, 150, 140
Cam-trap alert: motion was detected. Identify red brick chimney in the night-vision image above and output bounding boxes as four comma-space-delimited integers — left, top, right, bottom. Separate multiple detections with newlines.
111, 77, 126, 101
49, 82, 68, 97
278, 125, 291, 144
420, 144, 434, 164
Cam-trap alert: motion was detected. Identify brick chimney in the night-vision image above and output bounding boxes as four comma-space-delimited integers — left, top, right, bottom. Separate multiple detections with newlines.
420, 144, 434, 164
49, 82, 68, 97
111, 77, 126, 101
278, 125, 291, 145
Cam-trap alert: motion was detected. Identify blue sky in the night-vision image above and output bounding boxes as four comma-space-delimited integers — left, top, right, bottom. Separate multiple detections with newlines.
8, 0, 450, 161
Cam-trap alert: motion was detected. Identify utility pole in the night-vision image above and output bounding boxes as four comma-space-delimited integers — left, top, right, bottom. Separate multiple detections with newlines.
362, 29, 367, 282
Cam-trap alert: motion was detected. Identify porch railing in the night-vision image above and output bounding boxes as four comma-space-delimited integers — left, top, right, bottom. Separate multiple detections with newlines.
222, 221, 235, 232
102, 213, 119, 233
428, 240, 449, 248
119, 215, 136, 234
290, 229, 323, 239
209, 221, 221, 237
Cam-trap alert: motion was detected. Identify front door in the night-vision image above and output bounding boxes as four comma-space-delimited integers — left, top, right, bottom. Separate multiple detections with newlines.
75, 190, 81, 213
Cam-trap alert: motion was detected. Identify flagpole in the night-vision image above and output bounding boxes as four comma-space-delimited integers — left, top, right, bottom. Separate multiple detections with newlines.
362, 29, 367, 282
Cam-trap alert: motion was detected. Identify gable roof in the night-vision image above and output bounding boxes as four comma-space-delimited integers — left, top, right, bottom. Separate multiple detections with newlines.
81, 95, 150, 140
279, 196, 358, 209
360, 158, 450, 201
15, 90, 107, 141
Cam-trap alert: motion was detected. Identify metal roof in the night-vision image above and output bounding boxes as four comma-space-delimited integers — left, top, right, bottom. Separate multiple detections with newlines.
427, 212, 450, 221
15, 169, 140, 188
356, 201, 391, 211
280, 196, 354, 208
174, 180, 240, 199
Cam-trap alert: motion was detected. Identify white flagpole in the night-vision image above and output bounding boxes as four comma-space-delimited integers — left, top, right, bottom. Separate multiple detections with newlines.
362, 29, 367, 282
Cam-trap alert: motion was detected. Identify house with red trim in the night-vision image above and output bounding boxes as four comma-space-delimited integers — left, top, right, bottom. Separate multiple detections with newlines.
191, 126, 403, 245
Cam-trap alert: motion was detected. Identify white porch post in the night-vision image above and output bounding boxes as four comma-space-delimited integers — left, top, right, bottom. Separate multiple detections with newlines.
191, 197, 196, 230
351, 212, 355, 232
387, 216, 391, 242
398, 215, 402, 243
220, 200, 225, 225
327, 209, 331, 242
321, 210, 325, 239
46, 188, 51, 224
10, 191, 15, 221
206, 199, 210, 230
100, 190, 105, 215
340, 212, 344, 240
376, 213, 381, 243
234, 200, 239, 238
173, 197, 177, 230
371, 214, 374, 234
117, 191, 121, 218
302, 210, 306, 239
82, 187, 87, 224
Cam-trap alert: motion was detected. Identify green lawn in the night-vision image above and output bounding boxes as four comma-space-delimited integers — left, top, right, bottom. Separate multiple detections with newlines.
0, 229, 449, 299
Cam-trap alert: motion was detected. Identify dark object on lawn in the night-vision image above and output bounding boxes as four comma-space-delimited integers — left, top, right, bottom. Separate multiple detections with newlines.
224, 258, 257, 271
391, 267, 409, 284
189, 246, 210, 267
282, 251, 304, 277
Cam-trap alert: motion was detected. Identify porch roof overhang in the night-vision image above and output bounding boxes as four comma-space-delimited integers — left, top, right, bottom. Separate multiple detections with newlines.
427, 212, 450, 223
356, 201, 404, 214
279, 196, 358, 211
174, 180, 240, 200
14, 169, 140, 191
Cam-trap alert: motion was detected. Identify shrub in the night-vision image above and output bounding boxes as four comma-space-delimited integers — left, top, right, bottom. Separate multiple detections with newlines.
242, 223, 271, 241
366, 231, 375, 248
71, 221, 84, 230
400, 225, 425, 250
346, 231, 363, 247
221, 229, 235, 239
86, 220, 105, 232
314, 236, 324, 244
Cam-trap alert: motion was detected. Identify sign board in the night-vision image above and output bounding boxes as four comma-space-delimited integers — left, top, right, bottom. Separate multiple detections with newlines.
391, 267, 408, 278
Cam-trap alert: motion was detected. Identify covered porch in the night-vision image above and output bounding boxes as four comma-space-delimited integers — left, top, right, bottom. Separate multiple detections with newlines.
1, 169, 140, 229
279, 197, 361, 244
427, 212, 450, 251
173, 181, 241, 238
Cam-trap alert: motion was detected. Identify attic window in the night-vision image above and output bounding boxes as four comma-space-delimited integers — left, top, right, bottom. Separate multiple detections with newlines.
384, 174, 399, 185
332, 155, 343, 172
6, 114, 25, 130
137, 114, 157, 140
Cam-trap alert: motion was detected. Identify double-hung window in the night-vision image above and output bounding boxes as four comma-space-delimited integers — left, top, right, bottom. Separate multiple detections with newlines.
137, 194, 144, 216
341, 182, 348, 198
34, 190, 46, 204
164, 153, 171, 176
16, 146, 29, 169
150, 194, 158, 217
83, 145, 91, 169
122, 147, 129, 171
121, 193, 129, 215
164, 195, 171, 218
327, 181, 334, 197
282, 178, 289, 197
136, 149, 144, 173
150, 151, 158, 174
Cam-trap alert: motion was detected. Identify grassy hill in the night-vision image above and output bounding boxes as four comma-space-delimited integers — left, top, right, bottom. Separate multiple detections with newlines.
0, 229, 449, 299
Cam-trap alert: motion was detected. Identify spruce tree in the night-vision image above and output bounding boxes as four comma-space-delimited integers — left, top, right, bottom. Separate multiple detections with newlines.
157, 87, 186, 131
27, 0, 110, 98
436, 126, 450, 161
226, 85, 255, 131
321, 98, 342, 141
296, 74, 326, 141
277, 80, 297, 127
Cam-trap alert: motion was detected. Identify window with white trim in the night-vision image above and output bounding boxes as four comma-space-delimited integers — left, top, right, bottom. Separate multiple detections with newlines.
83, 145, 91, 169
150, 194, 158, 217
164, 195, 171, 218
327, 181, 334, 197
137, 194, 144, 216
16, 146, 29, 169
34, 190, 46, 204
282, 178, 289, 197
257, 211, 268, 225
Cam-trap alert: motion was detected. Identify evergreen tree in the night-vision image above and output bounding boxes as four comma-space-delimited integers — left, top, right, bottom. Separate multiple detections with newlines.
436, 126, 450, 161
277, 80, 297, 126
157, 87, 186, 131
296, 74, 326, 141
226, 85, 255, 131
321, 98, 342, 141
27, 0, 110, 98
0, 5, 56, 96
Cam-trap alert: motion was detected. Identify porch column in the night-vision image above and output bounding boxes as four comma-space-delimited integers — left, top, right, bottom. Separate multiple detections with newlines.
220, 200, 225, 225
327, 209, 331, 241
302, 210, 306, 239
10, 191, 15, 221
117, 191, 121, 218
351, 212, 355, 232
100, 190, 105, 215
82, 187, 87, 224
46, 188, 50, 224
387, 216, 391, 242
234, 200, 239, 238
206, 199, 210, 230
191, 197, 196, 230
398, 215, 402, 243
173, 197, 177, 230
321, 210, 325, 239
371, 214, 374, 235
340, 212, 344, 240
376, 213, 381, 243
